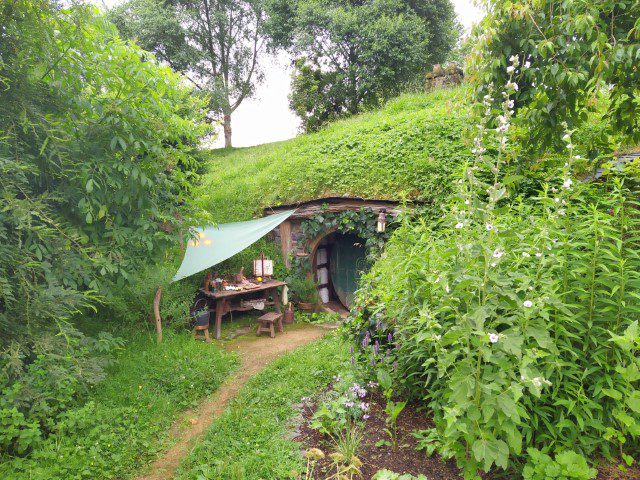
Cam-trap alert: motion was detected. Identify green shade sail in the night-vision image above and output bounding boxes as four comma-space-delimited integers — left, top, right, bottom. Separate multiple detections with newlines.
172, 210, 295, 282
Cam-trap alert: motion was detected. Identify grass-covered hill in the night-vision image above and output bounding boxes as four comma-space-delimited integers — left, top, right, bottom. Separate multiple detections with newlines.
198, 87, 474, 223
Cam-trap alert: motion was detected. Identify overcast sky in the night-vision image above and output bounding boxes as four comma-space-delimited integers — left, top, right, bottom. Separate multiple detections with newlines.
99, 0, 484, 148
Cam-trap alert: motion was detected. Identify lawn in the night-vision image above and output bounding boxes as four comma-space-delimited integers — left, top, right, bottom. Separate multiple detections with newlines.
1, 328, 238, 480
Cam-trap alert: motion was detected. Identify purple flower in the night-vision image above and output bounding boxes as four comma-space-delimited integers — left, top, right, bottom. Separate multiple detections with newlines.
371, 358, 376, 366
350, 356, 355, 365
363, 331, 370, 348
387, 332, 393, 343
374, 340, 380, 355
358, 389, 366, 398
350, 345, 354, 354
392, 362, 398, 370
345, 401, 354, 408
363, 414, 370, 420
360, 402, 369, 411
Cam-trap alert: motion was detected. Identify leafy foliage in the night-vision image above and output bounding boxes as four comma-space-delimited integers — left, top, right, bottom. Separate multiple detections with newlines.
265, 0, 459, 131
0, 1, 209, 344
522, 448, 597, 480
346, 75, 640, 477
470, 0, 640, 150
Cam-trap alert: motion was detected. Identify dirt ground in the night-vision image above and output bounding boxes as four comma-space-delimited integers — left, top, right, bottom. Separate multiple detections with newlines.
135, 323, 330, 480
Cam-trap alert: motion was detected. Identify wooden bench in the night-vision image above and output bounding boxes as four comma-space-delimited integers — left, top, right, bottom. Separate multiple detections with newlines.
256, 312, 284, 338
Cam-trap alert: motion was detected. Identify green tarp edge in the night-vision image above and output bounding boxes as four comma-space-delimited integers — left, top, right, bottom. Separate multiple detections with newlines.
172, 210, 295, 282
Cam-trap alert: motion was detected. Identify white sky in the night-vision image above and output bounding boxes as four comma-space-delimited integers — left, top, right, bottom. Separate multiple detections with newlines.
100, 0, 484, 148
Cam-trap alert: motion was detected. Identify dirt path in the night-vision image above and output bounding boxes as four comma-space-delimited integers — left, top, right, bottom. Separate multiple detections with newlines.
136, 325, 329, 480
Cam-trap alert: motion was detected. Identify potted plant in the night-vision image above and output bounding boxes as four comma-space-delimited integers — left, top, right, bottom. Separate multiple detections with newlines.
287, 274, 320, 312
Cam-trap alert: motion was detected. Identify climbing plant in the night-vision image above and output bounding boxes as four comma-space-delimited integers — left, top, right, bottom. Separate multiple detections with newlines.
299, 208, 397, 262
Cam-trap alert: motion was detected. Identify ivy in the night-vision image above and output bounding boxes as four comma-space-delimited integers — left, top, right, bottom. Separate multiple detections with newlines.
299, 207, 396, 264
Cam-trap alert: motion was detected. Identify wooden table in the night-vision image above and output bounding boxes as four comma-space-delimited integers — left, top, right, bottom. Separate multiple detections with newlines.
200, 280, 287, 339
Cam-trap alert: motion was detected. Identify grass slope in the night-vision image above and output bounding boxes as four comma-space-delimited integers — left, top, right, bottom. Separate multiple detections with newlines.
2, 330, 238, 480
198, 87, 473, 223
175, 335, 348, 480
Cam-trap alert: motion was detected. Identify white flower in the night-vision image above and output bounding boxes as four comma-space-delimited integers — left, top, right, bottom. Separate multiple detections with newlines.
532, 377, 542, 388
434, 276, 441, 283
490, 262, 497, 267
464, 199, 470, 205
524, 61, 531, 68
558, 209, 566, 216
509, 54, 519, 64
445, 285, 450, 293
566, 143, 574, 150
554, 197, 560, 203
486, 224, 494, 231
493, 248, 504, 258
574, 155, 581, 159
433, 334, 442, 341
455, 222, 464, 229
562, 133, 571, 142
489, 333, 499, 343
523, 300, 533, 308
563, 178, 573, 189
522, 252, 530, 257
528, 286, 534, 291
535, 252, 542, 258
507, 65, 515, 73
507, 99, 515, 109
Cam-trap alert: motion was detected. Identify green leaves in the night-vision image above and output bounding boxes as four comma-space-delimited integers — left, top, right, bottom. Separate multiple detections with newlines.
472, 437, 509, 471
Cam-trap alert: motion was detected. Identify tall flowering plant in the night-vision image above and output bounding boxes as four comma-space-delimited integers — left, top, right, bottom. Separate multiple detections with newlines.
352, 55, 640, 478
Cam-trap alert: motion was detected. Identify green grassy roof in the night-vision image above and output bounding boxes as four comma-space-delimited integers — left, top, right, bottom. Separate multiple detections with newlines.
198, 87, 474, 223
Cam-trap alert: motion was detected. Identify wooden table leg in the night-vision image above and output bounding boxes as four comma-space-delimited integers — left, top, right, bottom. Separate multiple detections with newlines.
214, 299, 225, 340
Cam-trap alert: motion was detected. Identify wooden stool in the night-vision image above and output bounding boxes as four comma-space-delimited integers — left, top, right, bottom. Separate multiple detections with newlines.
256, 312, 284, 338
193, 324, 211, 343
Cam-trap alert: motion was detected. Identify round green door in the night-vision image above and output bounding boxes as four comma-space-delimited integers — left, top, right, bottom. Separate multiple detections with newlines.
329, 233, 367, 307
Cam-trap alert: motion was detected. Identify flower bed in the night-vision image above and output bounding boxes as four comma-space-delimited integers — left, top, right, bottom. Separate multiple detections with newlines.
296, 383, 463, 479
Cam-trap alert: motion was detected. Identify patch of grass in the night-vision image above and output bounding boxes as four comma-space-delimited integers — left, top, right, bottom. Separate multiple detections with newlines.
1, 330, 238, 480
175, 334, 349, 480
197, 88, 473, 225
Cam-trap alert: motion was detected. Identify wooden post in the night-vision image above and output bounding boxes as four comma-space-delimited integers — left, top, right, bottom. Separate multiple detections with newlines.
279, 220, 292, 268
153, 286, 163, 343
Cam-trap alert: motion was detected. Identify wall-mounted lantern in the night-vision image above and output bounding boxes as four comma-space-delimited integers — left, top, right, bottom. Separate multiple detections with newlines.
377, 208, 387, 233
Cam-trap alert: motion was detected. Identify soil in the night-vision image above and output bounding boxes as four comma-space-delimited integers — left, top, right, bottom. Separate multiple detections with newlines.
295, 390, 640, 480
296, 390, 463, 480
135, 324, 331, 480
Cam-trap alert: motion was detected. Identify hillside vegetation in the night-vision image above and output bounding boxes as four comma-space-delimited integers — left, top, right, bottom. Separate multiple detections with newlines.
198, 87, 474, 223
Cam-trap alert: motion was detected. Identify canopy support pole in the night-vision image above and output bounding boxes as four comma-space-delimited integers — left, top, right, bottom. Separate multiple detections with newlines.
153, 286, 163, 343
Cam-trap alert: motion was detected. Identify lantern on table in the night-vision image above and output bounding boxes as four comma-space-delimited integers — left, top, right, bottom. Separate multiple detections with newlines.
253, 254, 273, 281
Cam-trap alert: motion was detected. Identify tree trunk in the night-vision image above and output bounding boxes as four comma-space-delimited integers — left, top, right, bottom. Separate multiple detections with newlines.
223, 113, 232, 148
153, 286, 163, 344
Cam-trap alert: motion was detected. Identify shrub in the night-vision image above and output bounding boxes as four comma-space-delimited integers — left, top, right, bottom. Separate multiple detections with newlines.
346, 71, 640, 478
522, 448, 597, 480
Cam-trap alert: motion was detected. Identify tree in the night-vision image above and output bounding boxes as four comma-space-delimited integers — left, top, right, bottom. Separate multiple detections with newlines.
265, 0, 459, 131
110, 0, 267, 148
0, 1, 209, 343
470, 0, 640, 152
